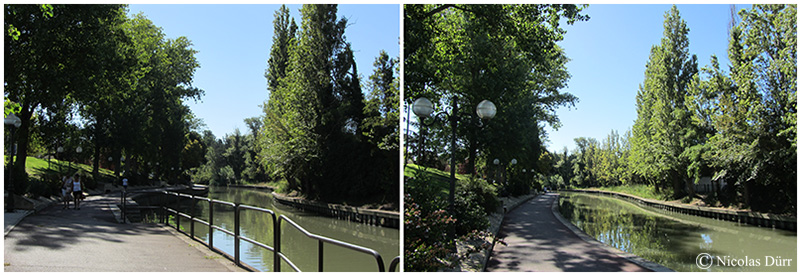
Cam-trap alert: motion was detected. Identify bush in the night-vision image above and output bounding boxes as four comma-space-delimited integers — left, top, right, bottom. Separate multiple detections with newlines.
457, 176, 500, 214
405, 172, 501, 271
452, 193, 489, 236
505, 176, 531, 197
405, 174, 455, 271
26, 175, 59, 198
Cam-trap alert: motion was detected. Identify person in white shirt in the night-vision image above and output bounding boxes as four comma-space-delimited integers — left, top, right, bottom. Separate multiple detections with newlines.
62, 175, 73, 209
72, 174, 82, 210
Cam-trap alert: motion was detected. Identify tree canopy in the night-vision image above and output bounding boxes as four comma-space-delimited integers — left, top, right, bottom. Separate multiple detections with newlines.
5, 4, 204, 192
404, 4, 588, 179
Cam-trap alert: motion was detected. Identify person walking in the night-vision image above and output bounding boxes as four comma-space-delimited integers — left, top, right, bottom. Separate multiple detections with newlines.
72, 174, 83, 210
61, 175, 73, 209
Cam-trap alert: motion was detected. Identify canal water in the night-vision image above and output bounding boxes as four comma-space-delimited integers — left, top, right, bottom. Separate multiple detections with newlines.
176, 186, 399, 272
558, 192, 797, 272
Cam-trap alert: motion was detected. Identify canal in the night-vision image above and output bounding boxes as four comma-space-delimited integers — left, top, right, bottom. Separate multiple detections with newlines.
174, 186, 399, 272
558, 192, 796, 272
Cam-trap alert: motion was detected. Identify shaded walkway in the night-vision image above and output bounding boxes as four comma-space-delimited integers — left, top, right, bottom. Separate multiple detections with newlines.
486, 193, 649, 272
4, 194, 244, 272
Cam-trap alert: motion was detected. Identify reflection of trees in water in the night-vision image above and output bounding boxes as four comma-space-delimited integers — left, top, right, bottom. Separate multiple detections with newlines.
559, 193, 705, 269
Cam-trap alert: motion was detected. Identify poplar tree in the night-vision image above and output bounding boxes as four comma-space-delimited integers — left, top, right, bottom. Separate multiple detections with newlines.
261, 4, 394, 202
630, 5, 698, 197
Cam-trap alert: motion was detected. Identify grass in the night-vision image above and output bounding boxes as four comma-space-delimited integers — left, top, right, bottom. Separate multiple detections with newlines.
6, 155, 116, 182
579, 184, 672, 201
404, 163, 470, 197
260, 179, 290, 194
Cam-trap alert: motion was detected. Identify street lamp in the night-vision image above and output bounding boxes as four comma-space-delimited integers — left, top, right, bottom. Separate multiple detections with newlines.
5, 112, 22, 212
75, 146, 82, 173
412, 96, 496, 236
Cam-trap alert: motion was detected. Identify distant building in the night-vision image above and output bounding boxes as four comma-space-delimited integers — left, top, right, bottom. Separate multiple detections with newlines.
694, 174, 727, 194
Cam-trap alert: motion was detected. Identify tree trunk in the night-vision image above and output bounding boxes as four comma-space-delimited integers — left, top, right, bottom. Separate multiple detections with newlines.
92, 142, 101, 187
12, 102, 35, 195
671, 170, 683, 199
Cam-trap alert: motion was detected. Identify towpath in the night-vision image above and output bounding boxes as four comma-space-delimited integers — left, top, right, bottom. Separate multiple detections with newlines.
4, 193, 244, 272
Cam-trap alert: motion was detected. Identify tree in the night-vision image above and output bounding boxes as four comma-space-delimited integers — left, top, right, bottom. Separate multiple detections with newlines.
264, 4, 297, 94
260, 4, 396, 203
223, 129, 246, 184
696, 4, 796, 213
404, 4, 587, 178
630, 5, 698, 197
5, 4, 128, 192
363, 50, 400, 151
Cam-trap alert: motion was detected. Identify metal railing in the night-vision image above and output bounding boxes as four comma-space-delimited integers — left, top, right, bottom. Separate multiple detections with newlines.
128, 190, 397, 272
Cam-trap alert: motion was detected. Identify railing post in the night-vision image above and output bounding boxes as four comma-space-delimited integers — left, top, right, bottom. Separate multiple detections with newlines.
318, 240, 324, 272
176, 194, 181, 232
274, 217, 280, 272
121, 190, 126, 223
208, 198, 214, 249
234, 203, 241, 266
190, 195, 195, 239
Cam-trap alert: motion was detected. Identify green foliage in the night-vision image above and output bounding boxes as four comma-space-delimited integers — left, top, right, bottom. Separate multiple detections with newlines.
404, 194, 454, 271
457, 176, 499, 214
581, 185, 672, 201
630, 5, 699, 198
404, 4, 588, 176
260, 4, 398, 205
404, 173, 454, 271
5, 4, 205, 193
405, 166, 500, 271
569, 5, 795, 214
363, 51, 400, 151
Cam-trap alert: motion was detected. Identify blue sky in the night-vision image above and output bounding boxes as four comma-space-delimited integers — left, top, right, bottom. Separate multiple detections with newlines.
546, 4, 751, 152
127, 4, 400, 139
127, 4, 753, 153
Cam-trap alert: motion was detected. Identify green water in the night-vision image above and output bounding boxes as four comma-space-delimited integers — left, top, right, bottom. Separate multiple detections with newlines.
558, 192, 797, 272
176, 186, 399, 272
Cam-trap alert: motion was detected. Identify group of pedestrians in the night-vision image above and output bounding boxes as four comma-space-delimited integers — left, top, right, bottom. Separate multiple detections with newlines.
61, 173, 84, 210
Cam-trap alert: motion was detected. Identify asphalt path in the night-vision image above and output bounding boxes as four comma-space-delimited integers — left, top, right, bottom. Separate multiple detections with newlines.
4, 193, 244, 272
486, 193, 650, 272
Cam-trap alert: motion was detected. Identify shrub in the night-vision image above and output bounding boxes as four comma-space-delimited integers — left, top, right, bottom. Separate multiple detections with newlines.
405, 174, 455, 271
404, 194, 455, 271
457, 176, 500, 214
405, 173, 501, 271
505, 176, 531, 197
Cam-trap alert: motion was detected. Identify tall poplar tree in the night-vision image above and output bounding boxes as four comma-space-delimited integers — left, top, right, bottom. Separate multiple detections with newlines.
630, 5, 698, 197
261, 4, 394, 202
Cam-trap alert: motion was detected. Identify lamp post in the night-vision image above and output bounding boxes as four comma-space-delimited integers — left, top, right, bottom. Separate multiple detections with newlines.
75, 146, 82, 174
57, 146, 65, 174
493, 158, 500, 184
5, 112, 22, 212
412, 96, 496, 237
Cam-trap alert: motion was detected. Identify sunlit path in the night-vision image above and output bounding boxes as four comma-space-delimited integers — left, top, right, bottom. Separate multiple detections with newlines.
4, 194, 244, 272
486, 193, 650, 272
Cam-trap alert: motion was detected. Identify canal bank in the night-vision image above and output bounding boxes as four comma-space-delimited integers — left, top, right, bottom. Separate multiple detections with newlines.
271, 192, 400, 228
569, 189, 797, 231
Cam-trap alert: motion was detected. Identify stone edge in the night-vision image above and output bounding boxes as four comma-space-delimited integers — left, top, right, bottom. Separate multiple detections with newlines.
550, 192, 674, 272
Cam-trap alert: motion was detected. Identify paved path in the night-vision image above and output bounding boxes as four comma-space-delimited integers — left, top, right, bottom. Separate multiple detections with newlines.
4, 194, 244, 272
486, 193, 650, 272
